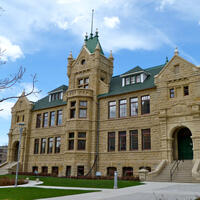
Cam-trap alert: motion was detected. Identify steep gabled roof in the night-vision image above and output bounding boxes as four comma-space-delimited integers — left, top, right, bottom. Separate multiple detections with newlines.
48, 85, 68, 94
121, 66, 144, 76
85, 35, 104, 55
98, 64, 165, 98
32, 85, 67, 111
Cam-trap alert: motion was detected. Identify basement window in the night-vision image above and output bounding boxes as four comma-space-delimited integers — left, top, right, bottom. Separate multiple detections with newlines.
184, 86, 189, 96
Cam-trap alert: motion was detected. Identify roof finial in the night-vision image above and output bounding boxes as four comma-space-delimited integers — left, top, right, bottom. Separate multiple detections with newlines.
85, 32, 88, 41
68, 51, 73, 59
90, 9, 94, 39
174, 47, 179, 56
166, 56, 169, 63
109, 50, 114, 61
21, 89, 25, 97
95, 28, 98, 37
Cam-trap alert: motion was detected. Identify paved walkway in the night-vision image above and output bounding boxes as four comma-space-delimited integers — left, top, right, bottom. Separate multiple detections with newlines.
1, 180, 200, 200
36, 182, 200, 200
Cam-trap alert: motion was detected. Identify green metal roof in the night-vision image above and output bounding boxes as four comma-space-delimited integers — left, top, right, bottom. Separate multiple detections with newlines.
49, 85, 68, 94
32, 85, 68, 111
85, 35, 104, 55
98, 64, 165, 98
122, 66, 144, 76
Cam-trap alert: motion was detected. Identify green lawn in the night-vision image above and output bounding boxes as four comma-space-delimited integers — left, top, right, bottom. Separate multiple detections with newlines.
1, 175, 142, 189
0, 187, 97, 200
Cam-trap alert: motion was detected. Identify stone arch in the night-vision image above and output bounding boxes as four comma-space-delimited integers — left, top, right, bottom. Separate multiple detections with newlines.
12, 141, 19, 162
171, 126, 193, 160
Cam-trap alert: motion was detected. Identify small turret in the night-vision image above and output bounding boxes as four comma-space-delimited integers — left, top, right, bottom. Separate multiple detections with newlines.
67, 51, 73, 78
109, 50, 114, 62
174, 47, 179, 56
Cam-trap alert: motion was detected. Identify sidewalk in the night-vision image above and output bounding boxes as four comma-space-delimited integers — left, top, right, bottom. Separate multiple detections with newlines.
1, 180, 200, 200
37, 182, 200, 200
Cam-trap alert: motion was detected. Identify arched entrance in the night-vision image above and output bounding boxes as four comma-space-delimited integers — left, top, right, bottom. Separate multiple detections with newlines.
172, 127, 193, 160
13, 141, 19, 161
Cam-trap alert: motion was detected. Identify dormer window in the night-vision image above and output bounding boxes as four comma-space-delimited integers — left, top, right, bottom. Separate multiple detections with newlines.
49, 92, 63, 102
131, 76, 135, 84
126, 77, 130, 85
136, 75, 141, 83
122, 72, 148, 87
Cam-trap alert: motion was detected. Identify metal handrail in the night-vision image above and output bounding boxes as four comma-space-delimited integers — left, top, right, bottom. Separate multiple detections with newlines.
170, 160, 183, 181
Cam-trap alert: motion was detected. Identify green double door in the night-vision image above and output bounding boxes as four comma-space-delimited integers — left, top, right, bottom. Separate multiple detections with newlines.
178, 128, 193, 160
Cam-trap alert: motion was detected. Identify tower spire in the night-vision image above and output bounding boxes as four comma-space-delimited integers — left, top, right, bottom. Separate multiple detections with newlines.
90, 9, 94, 38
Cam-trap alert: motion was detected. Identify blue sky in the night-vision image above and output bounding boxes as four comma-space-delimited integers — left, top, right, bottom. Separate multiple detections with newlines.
0, 0, 200, 145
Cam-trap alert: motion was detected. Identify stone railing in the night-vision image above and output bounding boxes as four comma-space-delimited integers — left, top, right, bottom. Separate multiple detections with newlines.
66, 89, 93, 99
192, 159, 200, 180
146, 160, 167, 181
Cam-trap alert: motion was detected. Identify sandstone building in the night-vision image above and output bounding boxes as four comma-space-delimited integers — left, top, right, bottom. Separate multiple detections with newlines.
3, 32, 200, 180
0, 146, 7, 164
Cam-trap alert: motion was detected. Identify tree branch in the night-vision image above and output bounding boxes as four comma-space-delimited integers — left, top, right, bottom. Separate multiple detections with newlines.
0, 73, 41, 103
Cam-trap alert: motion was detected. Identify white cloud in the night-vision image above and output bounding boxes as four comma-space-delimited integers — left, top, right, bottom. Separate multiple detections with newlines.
19, 82, 43, 102
0, 101, 15, 120
157, 0, 175, 10
0, 81, 43, 120
104, 17, 120, 29
0, 36, 23, 61
0, 0, 175, 53
1, 0, 199, 55
56, 20, 69, 30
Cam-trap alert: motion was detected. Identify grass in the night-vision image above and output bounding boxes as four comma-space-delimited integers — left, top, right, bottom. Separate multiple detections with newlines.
0, 187, 97, 200
0, 175, 142, 189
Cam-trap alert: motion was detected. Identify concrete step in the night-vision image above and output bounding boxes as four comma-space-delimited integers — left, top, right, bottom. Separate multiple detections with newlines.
0, 162, 17, 175
149, 160, 200, 183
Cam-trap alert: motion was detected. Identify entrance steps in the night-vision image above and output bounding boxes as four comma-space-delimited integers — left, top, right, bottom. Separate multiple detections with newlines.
0, 162, 17, 175
149, 160, 200, 183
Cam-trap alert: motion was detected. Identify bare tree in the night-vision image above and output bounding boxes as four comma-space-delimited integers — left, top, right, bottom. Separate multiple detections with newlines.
0, 48, 41, 104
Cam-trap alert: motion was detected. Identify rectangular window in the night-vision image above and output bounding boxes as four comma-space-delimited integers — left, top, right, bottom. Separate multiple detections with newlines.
130, 97, 138, 116
42, 166, 48, 175
52, 166, 59, 176
50, 92, 63, 102
130, 130, 138, 150
43, 112, 48, 127
78, 77, 89, 88
50, 111, 55, 126
55, 137, 61, 153
68, 132, 74, 150
108, 101, 116, 118
47, 137, 53, 154
141, 95, 150, 114
36, 114, 41, 128
41, 138, 46, 154
32, 166, 38, 173
79, 101, 87, 118
170, 88, 175, 98
136, 75, 141, 83
34, 139, 39, 154
125, 77, 130, 85
142, 129, 151, 150
17, 115, 20, 123
131, 76, 135, 84
70, 101, 76, 118
57, 110, 62, 125
78, 132, 86, 150
108, 132, 115, 152
184, 86, 189, 96
119, 99, 127, 117
118, 131, 126, 151
77, 166, 84, 176
174, 65, 179, 74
